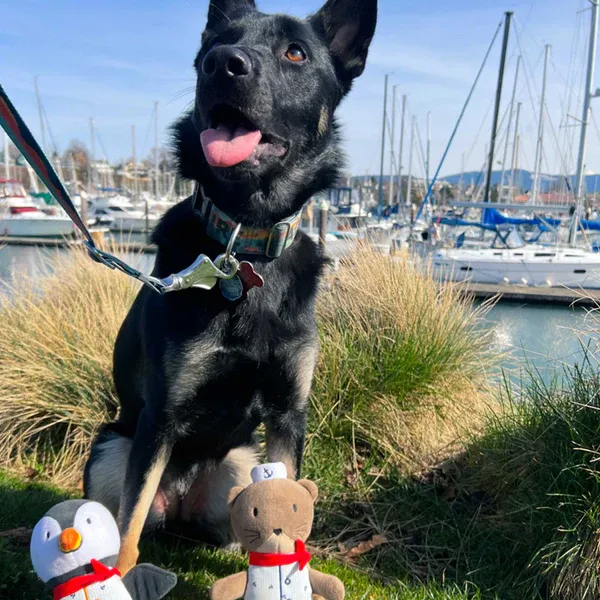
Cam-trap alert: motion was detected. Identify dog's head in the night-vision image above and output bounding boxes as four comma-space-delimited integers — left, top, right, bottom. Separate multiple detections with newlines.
174, 0, 377, 224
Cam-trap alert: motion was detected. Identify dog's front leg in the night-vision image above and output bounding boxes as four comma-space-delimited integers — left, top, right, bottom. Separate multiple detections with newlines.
265, 341, 318, 479
265, 407, 308, 479
116, 409, 172, 575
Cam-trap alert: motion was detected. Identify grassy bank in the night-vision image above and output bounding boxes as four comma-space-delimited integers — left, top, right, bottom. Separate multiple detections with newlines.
6, 245, 600, 598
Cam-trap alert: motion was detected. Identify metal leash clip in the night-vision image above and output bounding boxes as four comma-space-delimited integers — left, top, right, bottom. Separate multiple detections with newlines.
83, 224, 244, 295
159, 223, 242, 293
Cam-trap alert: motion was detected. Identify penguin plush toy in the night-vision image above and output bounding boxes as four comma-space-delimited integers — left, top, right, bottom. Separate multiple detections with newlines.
30, 500, 177, 600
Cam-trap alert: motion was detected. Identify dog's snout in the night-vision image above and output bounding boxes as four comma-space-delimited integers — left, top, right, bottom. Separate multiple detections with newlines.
273, 528, 282, 536
202, 46, 252, 78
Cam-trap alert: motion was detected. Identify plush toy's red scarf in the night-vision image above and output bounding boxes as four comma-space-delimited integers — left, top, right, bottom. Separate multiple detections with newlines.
249, 540, 312, 571
53, 559, 121, 600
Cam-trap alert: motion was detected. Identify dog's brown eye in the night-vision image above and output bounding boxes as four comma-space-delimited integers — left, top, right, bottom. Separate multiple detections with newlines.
253, 508, 258, 517
285, 44, 306, 63
293, 504, 298, 512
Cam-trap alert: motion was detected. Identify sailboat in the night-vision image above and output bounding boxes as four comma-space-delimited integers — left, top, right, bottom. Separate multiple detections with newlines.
432, 3, 600, 290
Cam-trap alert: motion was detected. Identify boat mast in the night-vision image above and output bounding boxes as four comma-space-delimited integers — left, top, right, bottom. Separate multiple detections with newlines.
397, 94, 407, 205
406, 116, 416, 210
34, 77, 47, 156
378, 74, 389, 218
88, 118, 95, 195
131, 125, 138, 202
426, 111, 431, 190
499, 56, 521, 201
388, 86, 397, 206
459, 152, 465, 199
510, 102, 523, 201
483, 11, 512, 204
531, 45, 551, 207
154, 101, 160, 203
570, 0, 600, 245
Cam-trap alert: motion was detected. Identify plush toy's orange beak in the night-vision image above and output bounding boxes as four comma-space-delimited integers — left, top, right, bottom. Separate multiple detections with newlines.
58, 528, 82, 554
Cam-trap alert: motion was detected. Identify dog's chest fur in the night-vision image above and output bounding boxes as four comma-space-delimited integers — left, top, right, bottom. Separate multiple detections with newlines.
135, 199, 326, 456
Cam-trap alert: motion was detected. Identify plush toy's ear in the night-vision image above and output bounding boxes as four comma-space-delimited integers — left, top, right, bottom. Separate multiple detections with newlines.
298, 479, 318, 502
228, 486, 245, 506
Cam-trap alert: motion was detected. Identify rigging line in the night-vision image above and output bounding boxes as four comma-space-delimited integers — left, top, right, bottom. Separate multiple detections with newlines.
590, 109, 600, 150
414, 19, 503, 220
414, 122, 429, 183
41, 105, 60, 157
140, 104, 156, 161
514, 33, 546, 172
558, 6, 582, 172
94, 130, 111, 163
564, 6, 586, 178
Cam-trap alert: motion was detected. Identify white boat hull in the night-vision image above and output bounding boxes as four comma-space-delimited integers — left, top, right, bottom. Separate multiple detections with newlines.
0, 216, 77, 238
109, 215, 160, 233
431, 247, 600, 289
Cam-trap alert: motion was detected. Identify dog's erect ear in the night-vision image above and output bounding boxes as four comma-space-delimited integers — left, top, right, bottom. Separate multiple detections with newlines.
228, 486, 245, 506
310, 0, 377, 84
206, 0, 256, 31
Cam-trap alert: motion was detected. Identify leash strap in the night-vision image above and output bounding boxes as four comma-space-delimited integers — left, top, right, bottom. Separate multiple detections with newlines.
0, 82, 174, 292
0, 83, 276, 296
0, 83, 93, 245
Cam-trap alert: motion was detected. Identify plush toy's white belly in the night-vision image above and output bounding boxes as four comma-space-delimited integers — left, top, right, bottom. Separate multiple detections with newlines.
245, 563, 312, 600
57, 575, 133, 600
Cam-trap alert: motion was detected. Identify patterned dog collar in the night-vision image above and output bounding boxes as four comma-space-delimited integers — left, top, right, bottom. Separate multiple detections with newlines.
193, 186, 302, 259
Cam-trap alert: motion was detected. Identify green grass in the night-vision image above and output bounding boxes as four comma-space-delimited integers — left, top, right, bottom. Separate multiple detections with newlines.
6, 248, 600, 599
5, 355, 600, 599
0, 471, 478, 600
10, 355, 600, 600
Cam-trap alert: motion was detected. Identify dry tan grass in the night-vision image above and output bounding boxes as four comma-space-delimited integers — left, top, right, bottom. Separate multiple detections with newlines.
311, 245, 495, 474
0, 243, 494, 486
0, 246, 138, 484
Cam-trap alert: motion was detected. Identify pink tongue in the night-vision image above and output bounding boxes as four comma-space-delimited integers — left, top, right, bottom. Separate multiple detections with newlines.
201, 125, 262, 168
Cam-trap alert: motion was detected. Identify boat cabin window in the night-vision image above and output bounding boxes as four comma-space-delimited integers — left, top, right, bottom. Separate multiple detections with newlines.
110, 206, 126, 212
534, 253, 556, 257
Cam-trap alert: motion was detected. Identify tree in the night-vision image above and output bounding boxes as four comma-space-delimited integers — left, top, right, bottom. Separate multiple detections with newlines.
62, 140, 91, 184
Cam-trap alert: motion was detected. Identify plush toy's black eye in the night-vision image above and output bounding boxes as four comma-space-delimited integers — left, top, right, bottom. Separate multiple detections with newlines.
86, 518, 92, 524
253, 508, 258, 517
45, 531, 51, 540
293, 504, 298, 513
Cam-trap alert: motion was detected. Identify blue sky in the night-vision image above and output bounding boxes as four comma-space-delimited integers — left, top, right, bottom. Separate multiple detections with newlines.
1, 0, 597, 178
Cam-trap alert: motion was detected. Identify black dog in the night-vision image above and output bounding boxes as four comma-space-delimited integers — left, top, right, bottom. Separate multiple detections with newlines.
83, 0, 377, 574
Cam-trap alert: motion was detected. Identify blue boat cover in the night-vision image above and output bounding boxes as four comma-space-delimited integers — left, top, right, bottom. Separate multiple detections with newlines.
482, 208, 561, 228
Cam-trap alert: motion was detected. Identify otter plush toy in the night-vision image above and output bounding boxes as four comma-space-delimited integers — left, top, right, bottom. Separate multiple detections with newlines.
210, 463, 344, 600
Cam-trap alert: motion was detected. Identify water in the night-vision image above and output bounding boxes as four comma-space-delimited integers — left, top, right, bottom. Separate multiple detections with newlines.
0, 244, 596, 379
484, 302, 597, 381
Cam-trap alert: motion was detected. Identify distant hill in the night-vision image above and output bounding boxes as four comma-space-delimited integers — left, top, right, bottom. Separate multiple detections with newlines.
353, 170, 600, 195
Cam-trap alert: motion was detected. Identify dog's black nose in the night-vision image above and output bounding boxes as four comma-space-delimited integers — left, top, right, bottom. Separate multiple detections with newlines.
273, 528, 282, 536
203, 46, 252, 78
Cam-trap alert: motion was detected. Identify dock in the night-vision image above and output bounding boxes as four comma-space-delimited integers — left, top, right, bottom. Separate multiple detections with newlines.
459, 282, 600, 306
0, 236, 83, 248
0, 236, 157, 254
